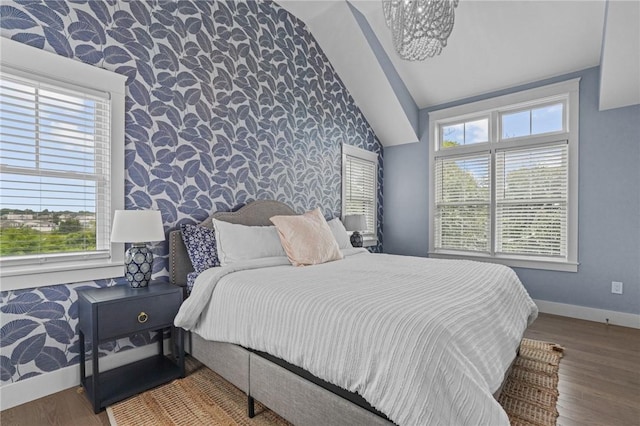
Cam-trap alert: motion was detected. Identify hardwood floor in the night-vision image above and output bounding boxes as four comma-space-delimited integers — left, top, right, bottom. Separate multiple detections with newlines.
1, 313, 639, 426
523, 314, 640, 426
0, 386, 109, 426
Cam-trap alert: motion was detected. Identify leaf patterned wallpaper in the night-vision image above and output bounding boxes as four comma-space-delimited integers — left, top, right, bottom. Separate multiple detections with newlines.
0, 0, 383, 385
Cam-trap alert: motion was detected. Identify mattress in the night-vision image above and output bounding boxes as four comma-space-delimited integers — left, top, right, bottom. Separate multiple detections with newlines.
175, 250, 538, 425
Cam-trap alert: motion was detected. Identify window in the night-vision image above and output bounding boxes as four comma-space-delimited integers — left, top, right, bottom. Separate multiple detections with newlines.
435, 154, 490, 252
0, 38, 126, 289
495, 144, 568, 257
429, 79, 579, 272
441, 117, 489, 147
501, 102, 564, 139
342, 144, 378, 246
1, 75, 110, 257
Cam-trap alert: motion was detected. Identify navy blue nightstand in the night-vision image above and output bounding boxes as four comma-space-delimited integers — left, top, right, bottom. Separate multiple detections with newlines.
77, 282, 184, 413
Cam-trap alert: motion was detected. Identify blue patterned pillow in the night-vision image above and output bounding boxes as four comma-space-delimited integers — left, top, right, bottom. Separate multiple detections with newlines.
180, 224, 220, 274
186, 272, 199, 294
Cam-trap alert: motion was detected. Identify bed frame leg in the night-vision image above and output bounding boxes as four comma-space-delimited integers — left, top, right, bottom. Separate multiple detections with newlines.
247, 395, 255, 418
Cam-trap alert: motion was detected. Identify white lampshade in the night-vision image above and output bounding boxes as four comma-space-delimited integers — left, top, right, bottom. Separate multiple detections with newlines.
110, 210, 165, 243
343, 214, 367, 232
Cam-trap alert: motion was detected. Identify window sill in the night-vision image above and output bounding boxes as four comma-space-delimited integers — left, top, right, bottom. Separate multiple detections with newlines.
0, 259, 124, 291
363, 238, 378, 248
428, 251, 578, 272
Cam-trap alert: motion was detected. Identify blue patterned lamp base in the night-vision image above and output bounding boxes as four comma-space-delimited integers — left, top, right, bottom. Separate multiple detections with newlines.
125, 245, 153, 288
350, 231, 364, 248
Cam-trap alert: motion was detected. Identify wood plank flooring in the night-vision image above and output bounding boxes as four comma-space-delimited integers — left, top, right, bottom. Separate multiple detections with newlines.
523, 314, 640, 426
1, 313, 639, 426
0, 386, 109, 426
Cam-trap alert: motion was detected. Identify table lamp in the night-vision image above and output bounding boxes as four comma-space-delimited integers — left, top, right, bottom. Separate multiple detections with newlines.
110, 210, 164, 288
343, 214, 367, 248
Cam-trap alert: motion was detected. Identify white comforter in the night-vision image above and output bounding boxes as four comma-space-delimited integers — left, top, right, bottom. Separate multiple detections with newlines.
175, 250, 538, 426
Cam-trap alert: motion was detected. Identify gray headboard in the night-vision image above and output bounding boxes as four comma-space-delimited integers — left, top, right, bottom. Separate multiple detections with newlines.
169, 200, 297, 286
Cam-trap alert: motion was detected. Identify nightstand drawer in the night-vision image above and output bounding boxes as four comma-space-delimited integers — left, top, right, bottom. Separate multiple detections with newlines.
97, 292, 181, 341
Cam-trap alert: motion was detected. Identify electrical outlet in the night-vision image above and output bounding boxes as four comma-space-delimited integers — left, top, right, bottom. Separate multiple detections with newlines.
611, 281, 623, 294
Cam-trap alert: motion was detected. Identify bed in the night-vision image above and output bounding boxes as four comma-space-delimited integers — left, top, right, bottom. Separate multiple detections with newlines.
169, 200, 538, 425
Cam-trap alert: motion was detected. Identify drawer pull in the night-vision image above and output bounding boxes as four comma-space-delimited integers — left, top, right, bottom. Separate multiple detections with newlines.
137, 312, 148, 324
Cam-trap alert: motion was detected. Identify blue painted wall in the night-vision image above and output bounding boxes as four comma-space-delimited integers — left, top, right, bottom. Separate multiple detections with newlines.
384, 67, 640, 315
0, 0, 383, 385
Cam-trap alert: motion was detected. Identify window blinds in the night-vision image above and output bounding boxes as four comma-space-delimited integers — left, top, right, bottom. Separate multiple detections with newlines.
435, 144, 569, 257
435, 154, 490, 252
495, 143, 568, 257
0, 73, 111, 259
344, 155, 377, 239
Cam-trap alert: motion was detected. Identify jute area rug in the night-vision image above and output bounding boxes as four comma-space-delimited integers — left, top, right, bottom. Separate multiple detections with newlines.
107, 338, 563, 426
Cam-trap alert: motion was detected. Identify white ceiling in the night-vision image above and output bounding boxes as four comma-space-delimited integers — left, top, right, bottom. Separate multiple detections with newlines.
599, 0, 640, 111
351, 0, 606, 109
278, 0, 639, 146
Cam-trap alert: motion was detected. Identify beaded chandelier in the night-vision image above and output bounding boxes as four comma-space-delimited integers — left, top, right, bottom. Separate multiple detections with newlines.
383, 0, 459, 61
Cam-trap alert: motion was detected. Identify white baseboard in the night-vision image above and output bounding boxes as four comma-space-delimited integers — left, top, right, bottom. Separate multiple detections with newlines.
0, 340, 172, 411
534, 299, 640, 329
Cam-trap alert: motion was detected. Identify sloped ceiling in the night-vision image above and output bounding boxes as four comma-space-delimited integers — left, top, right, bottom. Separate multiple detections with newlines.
351, 0, 607, 109
278, 0, 418, 147
599, 0, 640, 111
280, 0, 639, 146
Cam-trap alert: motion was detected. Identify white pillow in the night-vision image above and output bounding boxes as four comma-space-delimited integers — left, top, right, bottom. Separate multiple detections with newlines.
212, 219, 286, 265
327, 218, 352, 250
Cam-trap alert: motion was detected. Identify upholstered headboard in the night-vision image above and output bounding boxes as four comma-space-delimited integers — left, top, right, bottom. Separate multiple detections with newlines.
169, 200, 297, 286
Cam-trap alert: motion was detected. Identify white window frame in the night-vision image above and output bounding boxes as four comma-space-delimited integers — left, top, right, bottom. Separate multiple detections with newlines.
0, 38, 126, 290
428, 79, 580, 272
342, 144, 379, 247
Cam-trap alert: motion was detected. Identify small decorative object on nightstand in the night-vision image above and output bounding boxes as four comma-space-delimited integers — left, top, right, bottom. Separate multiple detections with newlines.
344, 214, 367, 248
111, 210, 165, 288
77, 282, 184, 413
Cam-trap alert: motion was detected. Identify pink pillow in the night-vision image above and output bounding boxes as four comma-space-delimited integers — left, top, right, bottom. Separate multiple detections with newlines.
270, 208, 344, 266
